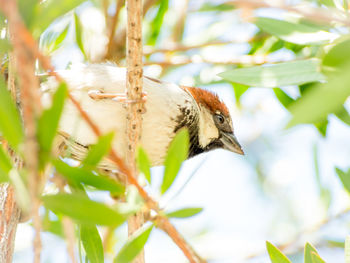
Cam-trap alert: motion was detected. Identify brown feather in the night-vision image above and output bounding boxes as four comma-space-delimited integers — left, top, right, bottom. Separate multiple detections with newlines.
182, 86, 229, 117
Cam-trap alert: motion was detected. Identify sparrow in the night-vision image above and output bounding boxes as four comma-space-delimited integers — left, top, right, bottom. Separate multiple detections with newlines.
42, 64, 244, 169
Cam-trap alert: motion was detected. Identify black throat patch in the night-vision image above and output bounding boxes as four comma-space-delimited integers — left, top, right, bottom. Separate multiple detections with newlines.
173, 104, 220, 158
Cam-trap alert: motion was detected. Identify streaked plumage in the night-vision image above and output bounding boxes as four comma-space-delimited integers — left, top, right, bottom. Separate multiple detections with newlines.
42, 64, 243, 169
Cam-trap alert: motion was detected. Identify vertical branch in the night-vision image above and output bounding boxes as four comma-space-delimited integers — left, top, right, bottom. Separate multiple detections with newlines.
1, 1, 42, 262
126, 0, 144, 262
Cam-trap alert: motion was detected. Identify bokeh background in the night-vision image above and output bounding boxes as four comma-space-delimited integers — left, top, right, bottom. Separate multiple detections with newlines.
7, 0, 350, 262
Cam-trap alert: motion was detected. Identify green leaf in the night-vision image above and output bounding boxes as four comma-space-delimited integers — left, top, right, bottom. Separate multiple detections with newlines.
42, 217, 64, 237
311, 252, 326, 263
0, 146, 12, 182
232, 83, 249, 105
18, 0, 38, 28
9, 170, 30, 212
335, 167, 350, 193
305, 243, 318, 263
0, 38, 12, 56
74, 12, 86, 59
255, 17, 336, 45
273, 88, 295, 108
114, 225, 153, 263
136, 147, 151, 184
0, 76, 24, 150
53, 159, 125, 195
322, 37, 350, 70
40, 22, 70, 55
219, 59, 325, 88
166, 207, 203, 218
32, 0, 87, 36
37, 83, 67, 166
335, 106, 350, 126
80, 224, 104, 263
161, 129, 189, 194
287, 64, 350, 127
266, 241, 291, 263
319, 0, 336, 7
82, 132, 114, 168
42, 193, 126, 226
198, 2, 235, 12
148, 0, 169, 45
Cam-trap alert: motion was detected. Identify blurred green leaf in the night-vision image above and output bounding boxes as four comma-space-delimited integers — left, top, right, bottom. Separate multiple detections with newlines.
322, 37, 350, 71
314, 119, 328, 137
266, 241, 291, 263
232, 83, 249, 105
166, 207, 203, 218
335, 167, 350, 193
197, 2, 235, 12
319, 0, 336, 7
114, 225, 153, 263
53, 159, 124, 195
80, 224, 104, 263
42, 193, 126, 226
42, 217, 64, 237
18, 0, 38, 28
219, 59, 325, 88
82, 132, 114, 168
311, 252, 326, 263
287, 64, 350, 127
0, 146, 12, 182
335, 106, 350, 125
37, 83, 67, 166
255, 17, 336, 45
9, 170, 30, 213
304, 243, 318, 263
148, 0, 169, 45
273, 88, 295, 108
136, 147, 151, 184
32, 0, 87, 36
40, 23, 70, 55
74, 12, 86, 59
0, 75, 24, 151
161, 129, 189, 194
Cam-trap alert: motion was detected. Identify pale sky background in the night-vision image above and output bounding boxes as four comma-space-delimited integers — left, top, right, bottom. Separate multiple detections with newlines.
13, 0, 350, 262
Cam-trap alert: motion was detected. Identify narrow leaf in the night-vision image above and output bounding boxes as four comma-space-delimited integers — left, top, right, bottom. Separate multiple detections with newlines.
273, 88, 295, 108
266, 241, 291, 263
311, 252, 326, 263
114, 225, 153, 263
255, 17, 336, 45
136, 147, 151, 184
40, 23, 70, 55
219, 59, 325, 88
335, 167, 350, 193
148, 0, 169, 45
305, 243, 318, 263
54, 159, 124, 195
80, 224, 104, 263
82, 132, 114, 168
161, 129, 189, 194
166, 207, 203, 219
74, 12, 86, 59
37, 83, 67, 165
0, 76, 24, 150
287, 64, 350, 127
42, 193, 126, 226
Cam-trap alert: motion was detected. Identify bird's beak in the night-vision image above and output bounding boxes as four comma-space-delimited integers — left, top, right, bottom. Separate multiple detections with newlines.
220, 132, 244, 155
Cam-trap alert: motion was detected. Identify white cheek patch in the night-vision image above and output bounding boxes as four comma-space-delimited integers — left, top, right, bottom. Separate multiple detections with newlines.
198, 107, 219, 147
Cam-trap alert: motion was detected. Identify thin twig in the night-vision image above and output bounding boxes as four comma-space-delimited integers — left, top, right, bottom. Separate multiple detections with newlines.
125, 0, 145, 262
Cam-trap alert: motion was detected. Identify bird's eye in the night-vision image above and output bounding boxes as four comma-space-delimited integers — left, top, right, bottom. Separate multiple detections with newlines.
215, 114, 225, 124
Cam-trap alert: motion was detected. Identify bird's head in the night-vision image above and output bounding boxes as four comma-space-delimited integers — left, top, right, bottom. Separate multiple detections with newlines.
183, 87, 244, 156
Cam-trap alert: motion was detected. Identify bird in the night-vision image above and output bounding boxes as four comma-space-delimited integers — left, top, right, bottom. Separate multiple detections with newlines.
42, 63, 244, 169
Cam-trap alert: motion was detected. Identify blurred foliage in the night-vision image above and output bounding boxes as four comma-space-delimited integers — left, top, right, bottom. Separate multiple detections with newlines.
1, 0, 350, 262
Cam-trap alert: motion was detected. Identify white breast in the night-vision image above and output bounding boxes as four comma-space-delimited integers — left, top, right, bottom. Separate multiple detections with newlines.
44, 64, 195, 166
